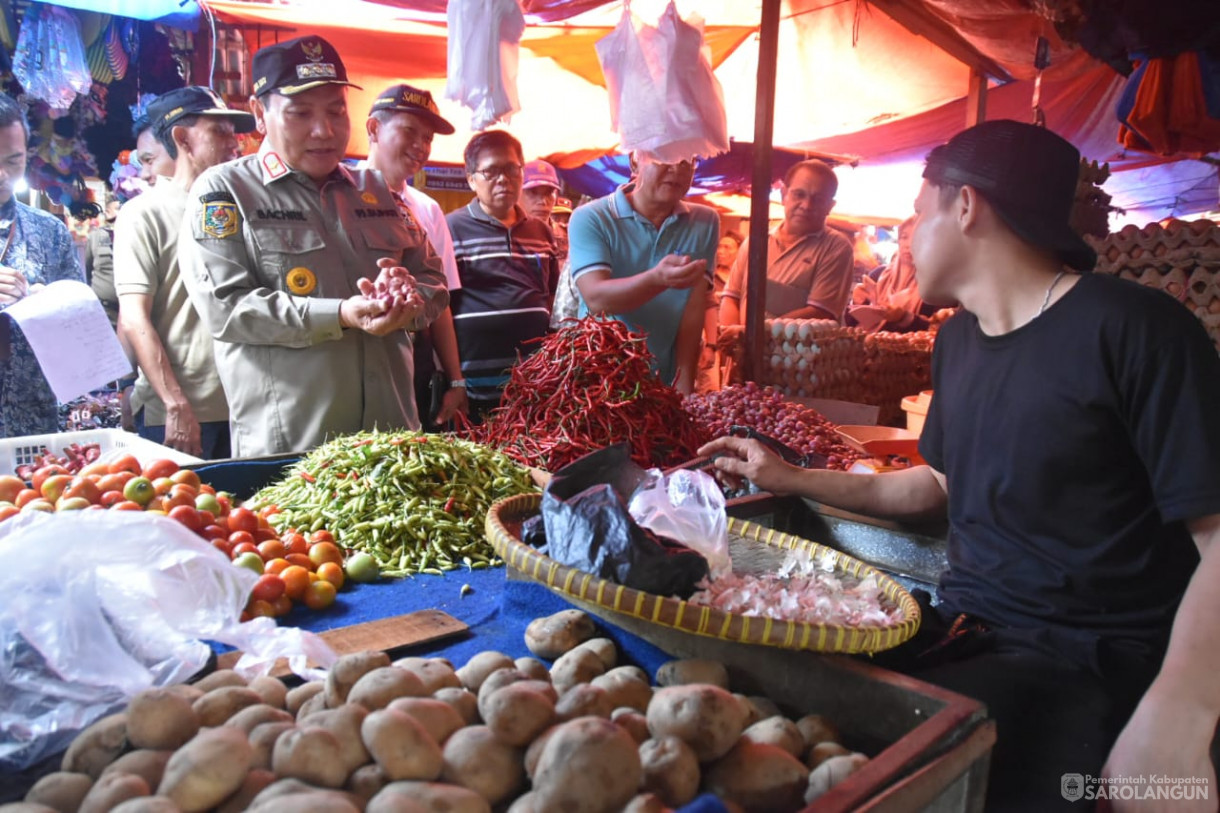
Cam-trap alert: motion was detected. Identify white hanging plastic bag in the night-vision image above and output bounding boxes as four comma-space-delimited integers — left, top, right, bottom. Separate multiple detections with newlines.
445, 0, 525, 130
595, 4, 670, 156
0, 510, 336, 771
628, 467, 732, 578
13, 4, 92, 111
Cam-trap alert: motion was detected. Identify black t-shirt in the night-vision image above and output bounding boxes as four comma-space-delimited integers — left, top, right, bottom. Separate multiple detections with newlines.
919, 273, 1220, 670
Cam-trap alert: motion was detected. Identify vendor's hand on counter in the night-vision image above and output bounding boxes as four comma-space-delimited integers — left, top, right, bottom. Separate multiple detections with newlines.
434, 386, 469, 425
165, 401, 204, 457
1100, 691, 1216, 813
651, 254, 707, 290
0, 265, 29, 304
698, 436, 798, 495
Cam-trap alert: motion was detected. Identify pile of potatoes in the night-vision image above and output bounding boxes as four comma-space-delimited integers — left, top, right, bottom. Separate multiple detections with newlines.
6, 609, 869, 813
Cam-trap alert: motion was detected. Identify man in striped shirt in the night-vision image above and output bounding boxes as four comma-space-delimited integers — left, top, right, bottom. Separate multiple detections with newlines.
445, 131, 560, 419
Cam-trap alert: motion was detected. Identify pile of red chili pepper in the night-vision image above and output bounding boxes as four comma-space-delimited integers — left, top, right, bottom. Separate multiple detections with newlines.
470, 317, 709, 471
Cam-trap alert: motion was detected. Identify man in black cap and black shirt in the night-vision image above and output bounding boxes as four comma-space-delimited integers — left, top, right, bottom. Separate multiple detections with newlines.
178, 36, 448, 456
702, 120, 1220, 810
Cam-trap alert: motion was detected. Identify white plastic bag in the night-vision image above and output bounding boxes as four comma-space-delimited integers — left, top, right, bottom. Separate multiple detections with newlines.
13, 4, 92, 111
628, 467, 731, 577
596, 1, 730, 163
0, 511, 336, 771
445, 0, 525, 130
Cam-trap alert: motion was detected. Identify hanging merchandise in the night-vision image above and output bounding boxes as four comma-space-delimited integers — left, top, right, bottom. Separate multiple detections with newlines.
596, 1, 729, 163
1117, 51, 1220, 156
12, 4, 93, 111
86, 17, 129, 84
445, 0, 526, 130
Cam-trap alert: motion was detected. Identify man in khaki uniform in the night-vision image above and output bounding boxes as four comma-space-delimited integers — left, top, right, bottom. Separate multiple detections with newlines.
116, 87, 255, 459
178, 36, 448, 456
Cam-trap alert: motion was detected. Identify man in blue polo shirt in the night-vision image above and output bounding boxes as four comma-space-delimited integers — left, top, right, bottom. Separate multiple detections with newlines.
567, 153, 718, 394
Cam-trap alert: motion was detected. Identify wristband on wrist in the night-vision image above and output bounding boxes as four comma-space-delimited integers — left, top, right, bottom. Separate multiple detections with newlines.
449, 379, 467, 389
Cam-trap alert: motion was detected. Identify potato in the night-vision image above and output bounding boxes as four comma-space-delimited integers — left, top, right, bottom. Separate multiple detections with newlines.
325, 651, 392, 708
655, 659, 729, 689
193, 669, 247, 693
525, 609, 597, 659
741, 716, 804, 758
163, 685, 204, 704
639, 736, 700, 807
368, 781, 491, 813
646, 685, 747, 762
456, 652, 515, 693
215, 770, 276, 813
248, 722, 295, 771
611, 708, 651, 744
475, 669, 529, 718
248, 788, 360, 813
295, 690, 328, 721
191, 686, 263, 727
62, 713, 128, 778
247, 676, 288, 710
157, 727, 252, 812
285, 681, 325, 716
347, 666, 428, 710
271, 727, 348, 788
570, 638, 617, 670
102, 750, 173, 791
804, 753, 869, 803
433, 687, 479, 725
482, 683, 556, 746
622, 794, 672, 813
734, 694, 763, 728
387, 697, 466, 745
301, 704, 371, 775
795, 715, 841, 752
396, 659, 461, 694
78, 772, 150, 813
224, 704, 294, 735
747, 696, 782, 720
591, 670, 653, 712
126, 690, 198, 751
440, 725, 524, 805
554, 683, 613, 721
604, 665, 648, 684
532, 717, 642, 813
247, 778, 316, 806
361, 707, 443, 781
549, 648, 605, 694
504, 791, 540, 813
0, 804, 58, 812
346, 764, 390, 805
24, 771, 93, 813
512, 657, 550, 682
704, 741, 807, 812
806, 741, 851, 769
522, 724, 558, 781
109, 797, 182, 813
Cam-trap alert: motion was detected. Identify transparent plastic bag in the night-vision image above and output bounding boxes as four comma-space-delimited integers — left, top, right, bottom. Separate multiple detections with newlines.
0, 510, 336, 771
445, 0, 525, 130
13, 5, 92, 111
628, 467, 731, 578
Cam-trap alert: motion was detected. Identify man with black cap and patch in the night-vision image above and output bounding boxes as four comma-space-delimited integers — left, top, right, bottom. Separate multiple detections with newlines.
178, 37, 448, 456
114, 87, 254, 459
365, 83, 467, 429
702, 121, 1220, 810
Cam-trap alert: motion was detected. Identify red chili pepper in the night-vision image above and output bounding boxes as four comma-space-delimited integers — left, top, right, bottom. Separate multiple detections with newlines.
300, 472, 316, 483
444, 495, 456, 514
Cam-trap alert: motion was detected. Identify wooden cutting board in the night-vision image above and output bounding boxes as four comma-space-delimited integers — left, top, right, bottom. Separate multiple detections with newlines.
216, 609, 468, 676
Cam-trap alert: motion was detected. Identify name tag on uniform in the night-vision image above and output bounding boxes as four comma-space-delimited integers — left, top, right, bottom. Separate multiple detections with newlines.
202, 201, 240, 239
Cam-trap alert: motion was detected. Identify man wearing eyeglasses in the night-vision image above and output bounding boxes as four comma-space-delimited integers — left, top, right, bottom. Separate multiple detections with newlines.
568, 153, 719, 394
446, 130, 560, 420
719, 159, 854, 333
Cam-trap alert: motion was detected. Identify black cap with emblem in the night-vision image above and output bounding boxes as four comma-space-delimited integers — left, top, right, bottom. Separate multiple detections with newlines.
251, 36, 362, 98
369, 83, 455, 135
148, 86, 256, 137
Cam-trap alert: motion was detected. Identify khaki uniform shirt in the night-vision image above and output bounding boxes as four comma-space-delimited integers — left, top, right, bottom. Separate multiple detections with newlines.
723, 226, 854, 321
178, 143, 448, 457
114, 179, 229, 427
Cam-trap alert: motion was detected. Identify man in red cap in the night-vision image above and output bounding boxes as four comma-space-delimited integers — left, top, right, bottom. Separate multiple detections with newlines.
703, 120, 1220, 810
178, 36, 448, 456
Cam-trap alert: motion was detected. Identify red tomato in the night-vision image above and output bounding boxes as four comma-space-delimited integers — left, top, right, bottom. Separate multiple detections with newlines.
303, 580, 337, 610
110, 500, 145, 511
264, 557, 292, 576
310, 530, 335, 545
231, 542, 259, 559
250, 574, 286, 603
308, 542, 344, 569
212, 538, 236, 557
0, 475, 24, 503
285, 553, 315, 571
257, 539, 286, 562
228, 507, 259, 536
198, 483, 217, 496
107, 454, 141, 475
32, 465, 71, 493
99, 490, 125, 508
271, 595, 293, 616
316, 561, 345, 590
77, 462, 111, 478
14, 489, 40, 508
142, 459, 180, 481
283, 533, 309, 557
228, 530, 256, 547
164, 492, 195, 510
169, 469, 201, 490
216, 495, 233, 515
254, 527, 279, 543
152, 477, 175, 496
96, 472, 134, 493
0, 504, 20, 522
280, 565, 312, 600
169, 483, 198, 501
201, 524, 228, 541
39, 474, 74, 503
168, 505, 203, 533
64, 478, 102, 504
197, 509, 216, 527
259, 504, 281, 519
248, 599, 276, 618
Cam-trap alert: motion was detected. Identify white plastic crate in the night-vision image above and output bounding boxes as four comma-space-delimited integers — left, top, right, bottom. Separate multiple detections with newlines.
0, 428, 202, 474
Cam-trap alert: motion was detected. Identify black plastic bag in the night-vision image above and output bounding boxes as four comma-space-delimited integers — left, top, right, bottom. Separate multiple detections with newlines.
522, 445, 709, 598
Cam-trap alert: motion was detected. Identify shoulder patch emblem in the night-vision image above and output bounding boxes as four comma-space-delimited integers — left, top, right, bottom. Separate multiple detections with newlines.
199, 190, 236, 204
285, 266, 317, 295
361, 192, 378, 205
201, 201, 240, 239
262, 151, 288, 180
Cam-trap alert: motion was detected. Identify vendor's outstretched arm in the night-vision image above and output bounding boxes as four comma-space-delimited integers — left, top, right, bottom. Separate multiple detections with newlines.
1102, 513, 1220, 811
574, 254, 706, 316
699, 436, 947, 522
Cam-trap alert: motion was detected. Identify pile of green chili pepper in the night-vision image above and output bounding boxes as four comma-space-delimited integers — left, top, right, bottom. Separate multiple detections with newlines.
471, 317, 710, 472
248, 431, 536, 577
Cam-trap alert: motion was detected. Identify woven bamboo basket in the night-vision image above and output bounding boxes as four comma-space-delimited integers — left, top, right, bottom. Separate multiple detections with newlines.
485, 493, 921, 655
